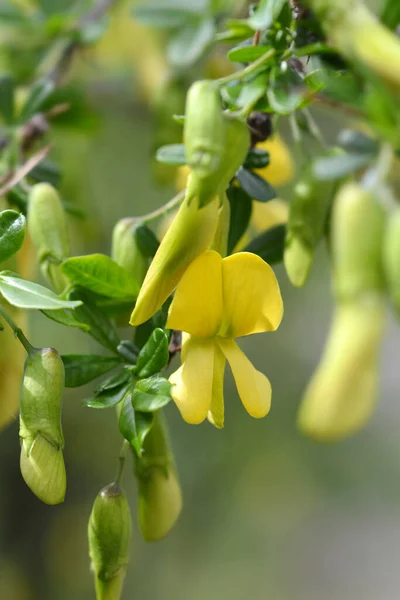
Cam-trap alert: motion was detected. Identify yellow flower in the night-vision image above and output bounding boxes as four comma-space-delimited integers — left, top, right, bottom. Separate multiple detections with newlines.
167, 250, 283, 426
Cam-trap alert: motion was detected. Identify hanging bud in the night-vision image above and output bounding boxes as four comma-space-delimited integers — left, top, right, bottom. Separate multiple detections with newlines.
130, 195, 220, 326
383, 207, 400, 316
19, 347, 66, 505
111, 218, 148, 287
135, 412, 182, 541
284, 168, 332, 287
88, 483, 131, 600
28, 183, 70, 293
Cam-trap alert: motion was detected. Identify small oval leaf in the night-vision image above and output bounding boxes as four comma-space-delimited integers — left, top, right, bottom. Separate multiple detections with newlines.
135, 329, 170, 378
119, 391, 154, 456
0, 273, 81, 310
0, 210, 25, 263
62, 354, 122, 388
236, 167, 276, 202
132, 376, 172, 412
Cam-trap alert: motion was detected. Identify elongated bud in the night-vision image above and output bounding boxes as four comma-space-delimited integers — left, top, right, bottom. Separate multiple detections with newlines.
88, 483, 131, 600
130, 195, 220, 326
19, 347, 66, 504
332, 182, 386, 300
184, 80, 225, 178
28, 183, 70, 293
135, 412, 182, 541
186, 116, 250, 207
383, 208, 400, 316
298, 298, 385, 441
112, 218, 148, 287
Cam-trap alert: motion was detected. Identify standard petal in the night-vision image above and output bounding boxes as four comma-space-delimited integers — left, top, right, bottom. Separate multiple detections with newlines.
169, 338, 215, 424
218, 338, 271, 418
207, 342, 226, 429
221, 252, 283, 338
167, 251, 223, 337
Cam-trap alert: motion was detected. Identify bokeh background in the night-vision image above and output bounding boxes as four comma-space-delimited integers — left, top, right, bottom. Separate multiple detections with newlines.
1, 1, 400, 599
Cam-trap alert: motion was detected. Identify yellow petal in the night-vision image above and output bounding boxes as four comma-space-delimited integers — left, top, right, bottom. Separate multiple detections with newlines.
251, 199, 289, 233
167, 250, 223, 337
207, 342, 226, 429
169, 337, 215, 424
221, 252, 283, 337
254, 135, 294, 188
218, 338, 271, 418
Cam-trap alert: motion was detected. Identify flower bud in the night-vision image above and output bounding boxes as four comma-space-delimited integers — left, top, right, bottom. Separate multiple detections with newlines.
135, 412, 182, 542
383, 207, 400, 316
28, 183, 70, 293
284, 170, 332, 287
298, 297, 385, 441
111, 218, 148, 287
332, 182, 385, 300
130, 195, 220, 326
19, 347, 66, 505
88, 483, 131, 600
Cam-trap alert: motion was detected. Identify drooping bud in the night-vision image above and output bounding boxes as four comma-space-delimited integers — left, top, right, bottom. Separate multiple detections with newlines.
135, 412, 182, 541
88, 483, 131, 600
383, 207, 400, 316
284, 169, 332, 287
28, 183, 70, 293
111, 218, 148, 287
19, 347, 66, 504
130, 195, 221, 326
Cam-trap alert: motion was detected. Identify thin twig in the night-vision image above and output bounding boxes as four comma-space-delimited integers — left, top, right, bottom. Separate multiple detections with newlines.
0, 145, 51, 196
0, 305, 34, 354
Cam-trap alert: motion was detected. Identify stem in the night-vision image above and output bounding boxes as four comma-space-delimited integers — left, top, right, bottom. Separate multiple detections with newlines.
115, 440, 129, 484
0, 305, 34, 354
141, 190, 185, 225
217, 48, 276, 85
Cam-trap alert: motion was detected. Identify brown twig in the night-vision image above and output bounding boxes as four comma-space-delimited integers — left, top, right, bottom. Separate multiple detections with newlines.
0, 145, 51, 196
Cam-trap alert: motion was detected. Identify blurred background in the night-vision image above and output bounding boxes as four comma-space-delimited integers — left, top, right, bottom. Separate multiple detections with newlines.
1, 0, 400, 599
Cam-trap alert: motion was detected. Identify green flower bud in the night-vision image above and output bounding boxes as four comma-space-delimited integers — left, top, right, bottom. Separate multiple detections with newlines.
298, 297, 385, 441
28, 183, 70, 293
184, 80, 226, 178
111, 218, 148, 287
135, 412, 182, 542
88, 483, 131, 600
284, 169, 332, 287
383, 208, 400, 316
19, 347, 66, 505
332, 182, 386, 300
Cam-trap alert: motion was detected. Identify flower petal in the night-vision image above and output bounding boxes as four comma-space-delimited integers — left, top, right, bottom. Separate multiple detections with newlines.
218, 338, 271, 418
221, 252, 283, 337
207, 342, 226, 429
169, 337, 215, 424
167, 251, 223, 337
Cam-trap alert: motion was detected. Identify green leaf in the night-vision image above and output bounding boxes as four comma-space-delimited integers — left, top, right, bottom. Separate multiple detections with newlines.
236, 71, 268, 110
216, 19, 254, 43
244, 224, 285, 264
117, 340, 139, 364
95, 368, 131, 394
19, 79, 55, 121
267, 85, 303, 115
83, 382, 129, 409
67, 289, 121, 352
61, 254, 139, 299
133, 376, 172, 412
135, 328, 169, 378
244, 148, 270, 170
29, 160, 61, 187
167, 17, 215, 68
119, 391, 154, 456
156, 144, 186, 166
227, 186, 253, 254
0, 273, 81, 310
236, 167, 276, 202
337, 129, 378, 155
227, 45, 272, 63
133, 3, 200, 28
248, 0, 286, 30
135, 225, 159, 259
62, 355, 122, 388
0, 210, 25, 263
40, 308, 90, 331
312, 153, 373, 181
0, 74, 15, 124
381, 0, 400, 30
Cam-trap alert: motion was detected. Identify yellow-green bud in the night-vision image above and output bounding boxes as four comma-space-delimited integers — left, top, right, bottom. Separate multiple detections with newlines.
184, 80, 225, 178
111, 218, 148, 287
135, 412, 182, 542
130, 195, 221, 326
19, 347, 66, 505
298, 297, 385, 441
28, 183, 70, 293
332, 182, 386, 300
88, 483, 131, 600
383, 208, 400, 316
